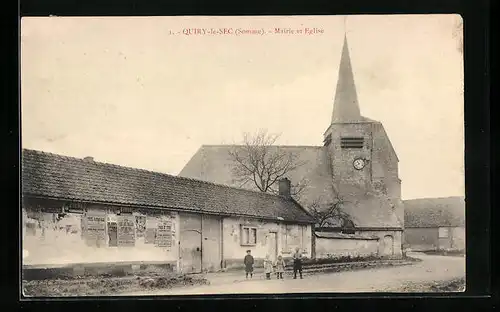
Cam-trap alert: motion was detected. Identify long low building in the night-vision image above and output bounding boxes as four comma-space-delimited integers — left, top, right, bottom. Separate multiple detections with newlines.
403, 196, 465, 252
21, 148, 315, 274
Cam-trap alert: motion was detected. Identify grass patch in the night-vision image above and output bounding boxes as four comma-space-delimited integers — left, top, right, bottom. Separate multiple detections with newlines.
398, 277, 465, 292
429, 277, 466, 292
421, 250, 465, 257
22, 273, 209, 297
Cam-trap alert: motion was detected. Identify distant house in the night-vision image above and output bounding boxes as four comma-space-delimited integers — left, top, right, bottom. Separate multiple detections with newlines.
21, 149, 315, 275
403, 197, 465, 252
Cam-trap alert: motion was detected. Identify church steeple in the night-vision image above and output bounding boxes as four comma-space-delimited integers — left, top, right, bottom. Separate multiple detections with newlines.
331, 34, 362, 123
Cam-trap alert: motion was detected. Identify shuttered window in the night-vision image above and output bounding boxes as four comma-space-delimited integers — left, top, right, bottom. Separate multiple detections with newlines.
340, 137, 364, 149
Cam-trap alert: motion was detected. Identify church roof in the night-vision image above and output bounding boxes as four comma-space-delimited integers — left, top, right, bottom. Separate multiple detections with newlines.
179, 145, 403, 229
331, 34, 363, 124
404, 196, 465, 228
22, 148, 315, 224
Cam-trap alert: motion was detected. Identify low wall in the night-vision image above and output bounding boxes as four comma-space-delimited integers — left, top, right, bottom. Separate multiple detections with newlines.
315, 236, 379, 259
355, 230, 403, 257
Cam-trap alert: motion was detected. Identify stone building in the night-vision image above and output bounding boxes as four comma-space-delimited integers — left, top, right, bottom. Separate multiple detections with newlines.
22, 149, 315, 275
179, 35, 404, 258
404, 196, 465, 252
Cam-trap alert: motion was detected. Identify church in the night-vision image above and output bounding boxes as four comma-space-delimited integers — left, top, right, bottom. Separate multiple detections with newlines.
179, 35, 405, 258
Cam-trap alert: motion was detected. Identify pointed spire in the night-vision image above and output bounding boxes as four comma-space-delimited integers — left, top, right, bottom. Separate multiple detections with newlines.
331, 33, 362, 124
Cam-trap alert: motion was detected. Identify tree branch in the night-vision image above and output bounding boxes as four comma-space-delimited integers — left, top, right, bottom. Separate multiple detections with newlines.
227, 129, 308, 200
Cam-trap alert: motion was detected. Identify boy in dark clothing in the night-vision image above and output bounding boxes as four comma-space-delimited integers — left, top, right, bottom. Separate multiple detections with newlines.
244, 250, 254, 279
292, 247, 303, 279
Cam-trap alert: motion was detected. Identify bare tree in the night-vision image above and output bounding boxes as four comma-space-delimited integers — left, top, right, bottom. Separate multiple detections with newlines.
308, 195, 353, 228
228, 129, 308, 199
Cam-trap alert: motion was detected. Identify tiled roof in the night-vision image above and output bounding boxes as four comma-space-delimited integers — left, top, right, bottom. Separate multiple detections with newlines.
404, 197, 465, 228
21, 149, 315, 223
179, 145, 402, 229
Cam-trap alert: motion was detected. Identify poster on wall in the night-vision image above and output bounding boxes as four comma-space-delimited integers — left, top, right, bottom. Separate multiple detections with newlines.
135, 215, 146, 238
144, 228, 156, 244
85, 212, 106, 246
117, 215, 136, 247
155, 221, 172, 248
80, 215, 86, 238
144, 216, 158, 244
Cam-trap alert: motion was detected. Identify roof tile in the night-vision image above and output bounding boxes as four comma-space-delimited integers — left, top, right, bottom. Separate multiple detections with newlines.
22, 149, 315, 223
404, 197, 465, 227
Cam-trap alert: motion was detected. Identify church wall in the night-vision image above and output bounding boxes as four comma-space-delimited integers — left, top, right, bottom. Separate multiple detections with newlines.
327, 123, 373, 189
371, 123, 401, 201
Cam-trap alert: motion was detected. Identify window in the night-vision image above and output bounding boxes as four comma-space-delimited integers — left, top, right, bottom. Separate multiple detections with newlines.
438, 227, 450, 238
340, 137, 364, 149
241, 226, 257, 246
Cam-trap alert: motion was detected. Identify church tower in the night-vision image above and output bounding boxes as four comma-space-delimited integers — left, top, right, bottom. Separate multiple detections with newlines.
323, 34, 402, 206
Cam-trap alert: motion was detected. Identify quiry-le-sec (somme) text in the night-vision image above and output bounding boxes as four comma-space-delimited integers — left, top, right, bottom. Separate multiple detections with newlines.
170, 27, 325, 36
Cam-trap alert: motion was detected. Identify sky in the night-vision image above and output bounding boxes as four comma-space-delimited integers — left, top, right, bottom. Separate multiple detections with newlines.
21, 15, 464, 200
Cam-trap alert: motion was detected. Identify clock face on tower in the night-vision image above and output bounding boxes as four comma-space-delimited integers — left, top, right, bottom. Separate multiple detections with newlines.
353, 158, 366, 170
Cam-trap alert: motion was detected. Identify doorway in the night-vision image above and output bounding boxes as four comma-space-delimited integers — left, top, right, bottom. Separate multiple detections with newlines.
179, 213, 202, 273
201, 215, 222, 272
383, 235, 394, 256
266, 232, 278, 262
179, 213, 222, 273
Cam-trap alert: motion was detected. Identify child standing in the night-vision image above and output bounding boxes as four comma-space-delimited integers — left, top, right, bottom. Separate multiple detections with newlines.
264, 254, 273, 280
244, 250, 254, 279
274, 255, 285, 279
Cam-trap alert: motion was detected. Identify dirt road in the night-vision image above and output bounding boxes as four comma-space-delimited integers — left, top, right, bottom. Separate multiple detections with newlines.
120, 253, 465, 295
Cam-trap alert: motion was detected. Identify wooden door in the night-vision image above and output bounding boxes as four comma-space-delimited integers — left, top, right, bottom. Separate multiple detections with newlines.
179, 213, 202, 274
201, 215, 222, 272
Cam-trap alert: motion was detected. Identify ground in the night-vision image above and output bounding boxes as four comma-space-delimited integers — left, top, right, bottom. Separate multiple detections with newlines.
119, 253, 465, 295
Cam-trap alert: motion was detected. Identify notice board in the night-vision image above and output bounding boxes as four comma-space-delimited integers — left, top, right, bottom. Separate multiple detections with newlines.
117, 215, 136, 247
85, 212, 106, 246
156, 221, 172, 248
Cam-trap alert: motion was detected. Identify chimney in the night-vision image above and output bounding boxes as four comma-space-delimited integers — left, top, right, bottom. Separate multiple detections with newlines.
278, 178, 291, 198
83, 156, 94, 162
